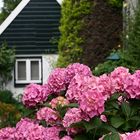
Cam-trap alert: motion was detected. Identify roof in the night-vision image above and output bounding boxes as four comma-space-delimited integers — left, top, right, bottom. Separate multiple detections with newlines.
0, 0, 61, 54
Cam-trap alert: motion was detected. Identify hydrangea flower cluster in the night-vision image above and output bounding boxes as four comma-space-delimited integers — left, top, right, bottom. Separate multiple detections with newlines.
2, 63, 140, 139
22, 84, 49, 107
124, 70, 140, 99
121, 130, 140, 140
66, 74, 98, 102
61, 136, 73, 140
0, 127, 15, 140
79, 89, 105, 118
0, 118, 62, 140
110, 67, 130, 92
99, 130, 140, 140
65, 63, 92, 84
50, 96, 70, 109
63, 108, 83, 127
98, 74, 114, 100
36, 107, 60, 126
47, 68, 66, 93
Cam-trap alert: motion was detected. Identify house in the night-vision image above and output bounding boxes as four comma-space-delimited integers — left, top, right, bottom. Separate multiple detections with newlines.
0, 0, 61, 97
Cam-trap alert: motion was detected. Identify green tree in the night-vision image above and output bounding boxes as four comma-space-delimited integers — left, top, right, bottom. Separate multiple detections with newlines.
57, 0, 93, 67
123, 3, 140, 68
57, 0, 122, 68
0, 0, 21, 23
0, 42, 15, 89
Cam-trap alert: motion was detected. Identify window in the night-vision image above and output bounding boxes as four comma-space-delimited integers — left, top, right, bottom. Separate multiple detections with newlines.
15, 58, 42, 84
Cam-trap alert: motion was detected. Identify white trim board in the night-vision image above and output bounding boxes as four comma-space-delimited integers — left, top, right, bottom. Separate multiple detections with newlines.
0, 0, 30, 35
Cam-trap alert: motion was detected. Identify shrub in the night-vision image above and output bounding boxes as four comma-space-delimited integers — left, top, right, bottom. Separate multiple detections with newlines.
57, 0, 92, 67
0, 102, 21, 128
0, 90, 36, 128
57, 0, 122, 68
0, 63, 140, 139
0, 90, 18, 104
93, 50, 136, 76
0, 42, 15, 89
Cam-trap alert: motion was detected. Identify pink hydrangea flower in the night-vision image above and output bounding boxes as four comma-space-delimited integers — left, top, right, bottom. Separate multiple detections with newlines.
61, 136, 73, 140
14, 118, 62, 140
110, 67, 130, 92
66, 74, 98, 102
124, 70, 140, 99
0, 127, 15, 140
44, 126, 62, 140
99, 130, 140, 140
65, 63, 92, 84
123, 130, 140, 140
66, 127, 83, 136
15, 118, 48, 140
63, 108, 82, 128
50, 96, 70, 109
97, 74, 114, 100
79, 90, 105, 118
100, 115, 107, 122
36, 107, 60, 126
22, 84, 48, 107
47, 68, 67, 93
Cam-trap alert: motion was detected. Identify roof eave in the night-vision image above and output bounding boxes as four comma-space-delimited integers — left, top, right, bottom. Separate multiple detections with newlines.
0, 0, 30, 35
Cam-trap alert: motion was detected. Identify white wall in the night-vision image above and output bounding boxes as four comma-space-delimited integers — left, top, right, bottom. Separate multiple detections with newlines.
5, 54, 58, 98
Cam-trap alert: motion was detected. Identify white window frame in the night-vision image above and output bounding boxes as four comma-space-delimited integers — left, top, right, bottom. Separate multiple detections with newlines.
15, 58, 42, 84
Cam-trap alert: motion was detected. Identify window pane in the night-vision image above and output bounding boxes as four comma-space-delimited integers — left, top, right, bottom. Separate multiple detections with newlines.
17, 61, 26, 80
31, 61, 39, 80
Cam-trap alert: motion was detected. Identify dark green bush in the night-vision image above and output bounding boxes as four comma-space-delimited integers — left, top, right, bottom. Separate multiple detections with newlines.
0, 90, 35, 128
0, 90, 18, 104
57, 0, 122, 68
107, 0, 123, 8
57, 0, 93, 67
93, 50, 136, 76
0, 42, 15, 89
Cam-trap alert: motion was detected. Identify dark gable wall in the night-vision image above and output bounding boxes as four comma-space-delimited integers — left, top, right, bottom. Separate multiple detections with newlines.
0, 0, 61, 54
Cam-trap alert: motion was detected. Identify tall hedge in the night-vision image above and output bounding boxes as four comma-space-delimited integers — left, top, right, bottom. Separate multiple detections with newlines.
57, 0, 93, 67
57, 0, 123, 68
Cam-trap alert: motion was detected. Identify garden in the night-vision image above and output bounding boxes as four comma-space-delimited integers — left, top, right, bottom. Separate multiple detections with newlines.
0, 0, 140, 139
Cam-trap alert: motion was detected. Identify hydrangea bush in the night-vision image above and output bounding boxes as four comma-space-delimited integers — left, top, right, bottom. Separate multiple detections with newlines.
1, 63, 140, 140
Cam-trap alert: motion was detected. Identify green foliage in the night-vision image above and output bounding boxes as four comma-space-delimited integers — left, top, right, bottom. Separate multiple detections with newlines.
0, 101, 21, 128
93, 49, 136, 76
124, 4, 140, 69
70, 93, 140, 139
0, 41, 15, 89
107, 0, 123, 8
93, 3, 140, 76
103, 133, 120, 140
0, 90, 18, 104
0, 90, 36, 128
0, 0, 21, 23
57, 0, 93, 67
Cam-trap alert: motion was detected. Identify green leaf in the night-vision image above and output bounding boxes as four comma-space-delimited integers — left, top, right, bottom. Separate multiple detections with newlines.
121, 102, 131, 118
83, 117, 102, 132
68, 103, 79, 108
103, 132, 120, 140
101, 124, 117, 133
110, 117, 125, 128
74, 134, 90, 140
111, 102, 120, 110
130, 116, 140, 121
110, 93, 120, 101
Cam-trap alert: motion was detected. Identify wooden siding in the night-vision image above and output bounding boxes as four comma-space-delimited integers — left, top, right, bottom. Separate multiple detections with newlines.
0, 0, 61, 54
